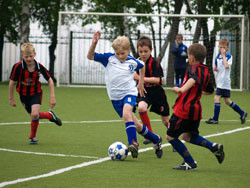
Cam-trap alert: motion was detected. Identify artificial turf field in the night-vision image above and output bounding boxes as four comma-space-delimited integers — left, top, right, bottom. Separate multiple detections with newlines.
0, 84, 250, 188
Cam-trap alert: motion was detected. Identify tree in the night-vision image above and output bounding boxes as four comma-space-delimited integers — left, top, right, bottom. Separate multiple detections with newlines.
21, 0, 30, 44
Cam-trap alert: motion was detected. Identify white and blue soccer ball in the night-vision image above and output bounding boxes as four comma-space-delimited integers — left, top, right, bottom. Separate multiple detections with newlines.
108, 142, 128, 161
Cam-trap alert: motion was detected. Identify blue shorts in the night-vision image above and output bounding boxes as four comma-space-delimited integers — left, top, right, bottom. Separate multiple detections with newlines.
216, 88, 230, 98
111, 95, 136, 118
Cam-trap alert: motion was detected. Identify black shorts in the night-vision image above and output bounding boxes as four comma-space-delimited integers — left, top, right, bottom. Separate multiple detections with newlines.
137, 86, 169, 116
216, 88, 230, 98
167, 114, 200, 138
20, 93, 42, 114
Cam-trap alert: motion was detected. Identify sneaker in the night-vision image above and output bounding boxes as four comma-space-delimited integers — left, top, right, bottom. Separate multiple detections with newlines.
205, 118, 218, 124
153, 136, 163, 158
29, 137, 38, 144
240, 112, 248, 124
143, 139, 153, 145
128, 141, 139, 158
49, 110, 62, 126
212, 143, 225, 164
173, 161, 197, 170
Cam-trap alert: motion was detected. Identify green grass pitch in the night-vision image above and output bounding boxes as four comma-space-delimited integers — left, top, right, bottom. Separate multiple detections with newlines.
0, 84, 250, 188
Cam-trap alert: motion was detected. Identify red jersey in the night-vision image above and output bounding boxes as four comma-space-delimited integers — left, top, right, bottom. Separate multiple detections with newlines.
9, 60, 51, 96
173, 64, 214, 120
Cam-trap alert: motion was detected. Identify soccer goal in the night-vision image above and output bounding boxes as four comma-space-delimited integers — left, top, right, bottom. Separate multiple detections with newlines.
56, 12, 249, 90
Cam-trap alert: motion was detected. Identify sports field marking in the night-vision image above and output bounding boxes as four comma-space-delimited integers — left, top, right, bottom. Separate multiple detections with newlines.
0, 148, 100, 159
0, 126, 250, 188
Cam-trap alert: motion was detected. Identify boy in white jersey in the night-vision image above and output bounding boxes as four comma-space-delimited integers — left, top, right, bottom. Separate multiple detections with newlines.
87, 31, 163, 159
206, 38, 247, 124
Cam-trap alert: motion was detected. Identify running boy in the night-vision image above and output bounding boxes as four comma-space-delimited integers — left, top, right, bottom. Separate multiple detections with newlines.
166, 43, 225, 170
134, 36, 170, 145
87, 31, 162, 158
9, 43, 62, 144
206, 38, 247, 124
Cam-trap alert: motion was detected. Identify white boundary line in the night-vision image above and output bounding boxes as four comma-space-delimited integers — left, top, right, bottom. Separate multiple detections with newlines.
0, 126, 250, 187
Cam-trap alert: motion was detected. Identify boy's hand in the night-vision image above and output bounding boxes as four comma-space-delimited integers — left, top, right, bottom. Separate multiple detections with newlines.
213, 66, 218, 71
92, 31, 101, 44
172, 87, 181, 94
50, 97, 56, 109
137, 81, 146, 97
220, 48, 226, 56
9, 98, 16, 107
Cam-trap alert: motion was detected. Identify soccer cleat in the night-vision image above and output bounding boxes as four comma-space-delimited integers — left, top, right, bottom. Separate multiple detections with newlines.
205, 118, 219, 124
240, 112, 248, 124
49, 110, 62, 126
212, 143, 225, 164
153, 136, 163, 158
29, 137, 38, 144
173, 161, 197, 170
143, 139, 153, 145
128, 141, 139, 158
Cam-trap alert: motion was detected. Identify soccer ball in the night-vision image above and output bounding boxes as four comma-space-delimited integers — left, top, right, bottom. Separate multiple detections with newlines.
108, 142, 128, 161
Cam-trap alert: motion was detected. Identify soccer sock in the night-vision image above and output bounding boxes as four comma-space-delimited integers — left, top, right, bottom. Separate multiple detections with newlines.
30, 118, 39, 138
169, 138, 195, 164
39, 112, 53, 120
229, 102, 244, 116
213, 103, 220, 121
176, 77, 179, 87
138, 125, 159, 144
125, 122, 137, 145
139, 111, 153, 132
190, 135, 213, 151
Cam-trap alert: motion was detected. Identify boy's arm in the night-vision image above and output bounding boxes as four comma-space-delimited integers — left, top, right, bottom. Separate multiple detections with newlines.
48, 78, 56, 109
172, 78, 196, 94
87, 31, 101, 60
138, 66, 146, 97
9, 80, 16, 107
134, 72, 160, 84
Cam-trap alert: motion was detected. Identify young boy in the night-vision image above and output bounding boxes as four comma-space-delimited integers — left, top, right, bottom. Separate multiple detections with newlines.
171, 34, 188, 87
166, 43, 225, 170
9, 43, 62, 144
134, 36, 170, 145
206, 38, 247, 124
87, 31, 163, 159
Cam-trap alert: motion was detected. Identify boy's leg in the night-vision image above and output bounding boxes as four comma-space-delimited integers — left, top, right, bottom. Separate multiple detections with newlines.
206, 95, 221, 124
225, 98, 247, 124
29, 104, 41, 144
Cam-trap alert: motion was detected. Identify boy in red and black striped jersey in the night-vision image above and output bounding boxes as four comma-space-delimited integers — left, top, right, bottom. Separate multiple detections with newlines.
9, 43, 62, 144
166, 43, 225, 170
134, 36, 170, 145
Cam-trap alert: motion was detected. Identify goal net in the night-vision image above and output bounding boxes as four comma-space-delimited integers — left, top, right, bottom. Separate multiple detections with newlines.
56, 12, 249, 90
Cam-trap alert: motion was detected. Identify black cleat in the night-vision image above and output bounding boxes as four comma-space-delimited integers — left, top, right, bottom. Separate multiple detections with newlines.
153, 136, 163, 158
173, 161, 197, 170
128, 141, 139, 158
143, 139, 153, 145
212, 143, 225, 164
29, 137, 38, 144
205, 118, 218, 124
49, 110, 62, 126
240, 112, 248, 124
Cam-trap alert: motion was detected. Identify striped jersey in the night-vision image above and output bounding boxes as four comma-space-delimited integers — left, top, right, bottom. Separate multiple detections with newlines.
94, 52, 144, 100
173, 64, 214, 120
9, 60, 51, 96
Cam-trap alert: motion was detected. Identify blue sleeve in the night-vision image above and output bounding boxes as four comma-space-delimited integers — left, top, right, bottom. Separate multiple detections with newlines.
94, 52, 114, 67
135, 60, 144, 71
171, 46, 178, 55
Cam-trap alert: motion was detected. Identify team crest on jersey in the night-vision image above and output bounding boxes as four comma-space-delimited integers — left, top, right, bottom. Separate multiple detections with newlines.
127, 97, 131, 102
128, 64, 134, 72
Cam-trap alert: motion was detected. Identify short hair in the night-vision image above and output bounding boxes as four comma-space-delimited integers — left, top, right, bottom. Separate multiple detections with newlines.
176, 34, 183, 40
112, 36, 130, 51
219, 38, 229, 47
137, 35, 152, 50
21, 43, 36, 54
188, 43, 207, 63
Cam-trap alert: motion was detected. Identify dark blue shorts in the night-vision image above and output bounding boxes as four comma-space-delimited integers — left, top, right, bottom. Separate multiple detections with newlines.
216, 88, 230, 98
111, 95, 136, 118
20, 93, 42, 114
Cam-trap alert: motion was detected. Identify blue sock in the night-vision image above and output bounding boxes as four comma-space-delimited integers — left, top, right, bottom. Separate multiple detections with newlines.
176, 78, 179, 87
169, 138, 195, 164
230, 102, 244, 116
213, 103, 220, 121
125, 122, 137, 145
138, 125, 159, 144
190, 135, 213, 151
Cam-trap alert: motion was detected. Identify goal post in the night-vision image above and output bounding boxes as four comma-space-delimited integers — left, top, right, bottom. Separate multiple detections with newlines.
56, 11, 249, 90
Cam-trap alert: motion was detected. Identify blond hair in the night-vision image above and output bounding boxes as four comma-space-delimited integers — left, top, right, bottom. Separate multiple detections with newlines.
112, 36, 130, 51
219, 38, 229, 47
21, 43, 36, 54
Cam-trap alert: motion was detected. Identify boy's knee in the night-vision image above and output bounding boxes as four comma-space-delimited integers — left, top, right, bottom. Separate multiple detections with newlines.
31, 112, 39, 120
166, 134, 174, 141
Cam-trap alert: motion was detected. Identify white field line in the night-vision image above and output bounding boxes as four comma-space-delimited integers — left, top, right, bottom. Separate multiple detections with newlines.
0, 148, 99, 159
0, 126, 250, 188
0, 119, 249, 126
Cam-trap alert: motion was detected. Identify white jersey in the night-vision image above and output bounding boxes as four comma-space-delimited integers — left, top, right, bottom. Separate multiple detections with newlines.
94, 52, 144, 100
214, 53, 232, 90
